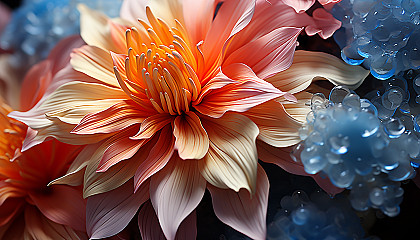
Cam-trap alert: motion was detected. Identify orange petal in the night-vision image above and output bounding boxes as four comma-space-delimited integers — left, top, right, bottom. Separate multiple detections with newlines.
199, 113, 259, 193
201, 0, 255, 75
208, 164, 268, 240
173, 111, 209, 160
138, 201, 197, 240
194, 63, 292, 118
181, 0, 218, 46
134, 126, 175, 192
72, 100, 149, 135
224, 27, 302, 79
150, 156, 205, 240
131, 114, 174, 140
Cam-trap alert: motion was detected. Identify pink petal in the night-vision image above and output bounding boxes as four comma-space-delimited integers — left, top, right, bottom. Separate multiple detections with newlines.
134, 126, 175, 192
24, 206, 85, 240
72, 100, 148, 135
86, 180, 149, 239
208, 164, 269, 240
194, 63, 292, 118
257, 141, 344, 195
29, 185, 86, 232
224, 26, 302, 80
83, 135, 150, 198
281, 0, 315, 13
201, 0, 255, 76
95, 127, 146, 172
199, 113, 259, 193
150, 155, 206, 240
173, 111, 209, 160
131, 114, 174, 140
182, 0, 219, 46
304, 8, 342, 39
257, 140, 307, 175
138, 201, 197, 240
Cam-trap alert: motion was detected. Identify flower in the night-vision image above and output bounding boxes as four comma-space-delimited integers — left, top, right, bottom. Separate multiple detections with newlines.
10, 0, 368, 239
0, 98, 87, 239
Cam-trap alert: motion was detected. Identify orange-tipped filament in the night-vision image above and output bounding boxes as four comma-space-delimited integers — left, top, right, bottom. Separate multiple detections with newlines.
114, 7, 203, 115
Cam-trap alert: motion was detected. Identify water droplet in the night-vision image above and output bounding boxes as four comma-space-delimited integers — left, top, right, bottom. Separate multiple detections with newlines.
329, 86, 351, 103
383, 118, 406, 138
329, 135, 350, 154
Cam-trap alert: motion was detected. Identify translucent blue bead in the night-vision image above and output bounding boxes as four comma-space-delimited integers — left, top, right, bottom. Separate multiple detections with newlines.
331, 0, 420, 79
294, 86, 417, 216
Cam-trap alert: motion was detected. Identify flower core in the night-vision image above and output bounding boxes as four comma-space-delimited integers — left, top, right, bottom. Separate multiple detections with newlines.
115, 7, 202, 116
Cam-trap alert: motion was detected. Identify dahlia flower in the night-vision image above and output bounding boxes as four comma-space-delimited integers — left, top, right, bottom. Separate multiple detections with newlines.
10, 0, 369, 239
0, 98, 88, 239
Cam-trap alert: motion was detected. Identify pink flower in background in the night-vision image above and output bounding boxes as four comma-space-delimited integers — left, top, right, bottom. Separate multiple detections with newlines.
9, 0, 368, 239
281, 0, 342, 13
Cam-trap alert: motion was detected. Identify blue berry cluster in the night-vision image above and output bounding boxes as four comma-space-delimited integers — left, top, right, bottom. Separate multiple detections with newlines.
294, 86, 418, 216
331, 0, 420, 80
266, 191, 378, 240
0, 0, 122, 70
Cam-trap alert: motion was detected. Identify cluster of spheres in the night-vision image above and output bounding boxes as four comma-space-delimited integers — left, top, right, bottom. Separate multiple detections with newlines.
266, 191, 378, 240
331, 0, 420, 80
0, 0, 122, 70
365, 69, 420, 134
295, 86, 419, 216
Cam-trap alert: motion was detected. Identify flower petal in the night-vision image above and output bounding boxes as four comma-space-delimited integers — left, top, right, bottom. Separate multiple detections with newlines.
83, 129, 149, 198
0, 197, 25, 226
9, 81, 126, 129
195, 63, 292, 118
281, 0, 315, 13
87, 180, 149, 239
256, 141, 307, 175
72, 100, 148, 135
78, 4, 125, 53
305, 8, 342, 39
131, 114, 174, 140
282, 91, 313, 123
173, 111, 209, 160
182, 0, 218, 46
201, 0, 255, 75
208, 164, 269, 240
71, 45, 120, 88
138, 201, 197, 240
96, 130, 147, 172
243, 100, 303, 148
150, 155, 206, 240
134, 126, 175, 192
29, 185, 86, 232
265, 50, 370, 94
199, 113, 259, 193
120, 0, 184, 26
223, 27, 302, 79
24, 206, 84, 240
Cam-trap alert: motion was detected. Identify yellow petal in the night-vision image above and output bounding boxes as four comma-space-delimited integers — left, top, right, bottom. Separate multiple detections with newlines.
199, 113, 259, 193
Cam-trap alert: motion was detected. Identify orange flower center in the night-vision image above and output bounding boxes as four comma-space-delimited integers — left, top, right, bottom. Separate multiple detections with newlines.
115, 7, 203, 116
